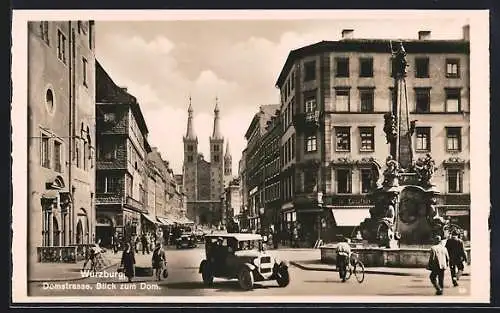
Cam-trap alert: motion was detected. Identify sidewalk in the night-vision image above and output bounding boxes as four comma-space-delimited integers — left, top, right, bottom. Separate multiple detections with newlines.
290, 259, 471, 277
29, 251, 122, 283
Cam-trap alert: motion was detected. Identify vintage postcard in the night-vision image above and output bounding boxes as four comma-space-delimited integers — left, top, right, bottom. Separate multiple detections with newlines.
11, 9, 490, 304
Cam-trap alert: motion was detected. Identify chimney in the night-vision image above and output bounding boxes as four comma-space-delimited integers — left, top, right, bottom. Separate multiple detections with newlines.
418, 31, 431, 40
462, 24, 470, 41
341, 29, 354, 40
120, 86, 128, 92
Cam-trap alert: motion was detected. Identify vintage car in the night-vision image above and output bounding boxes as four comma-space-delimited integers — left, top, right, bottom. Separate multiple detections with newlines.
176, 232, 197, 249
198, 233, 290, 290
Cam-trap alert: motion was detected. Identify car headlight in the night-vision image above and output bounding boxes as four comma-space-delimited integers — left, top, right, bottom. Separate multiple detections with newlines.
253, 258, 260, 267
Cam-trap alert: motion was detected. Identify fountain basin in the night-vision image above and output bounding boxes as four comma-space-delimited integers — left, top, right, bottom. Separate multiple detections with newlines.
320, 244, 471, 268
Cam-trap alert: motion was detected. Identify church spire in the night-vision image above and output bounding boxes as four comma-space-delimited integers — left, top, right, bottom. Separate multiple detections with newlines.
185, 96, 196, 140
225, 140, 231, 159
211, 96, 222, 139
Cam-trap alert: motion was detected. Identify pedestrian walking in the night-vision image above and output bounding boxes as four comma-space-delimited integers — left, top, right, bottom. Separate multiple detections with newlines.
336, 237, 352, 282
445, 231, 468, 286
427, 235, 450, 295
151, 242, 167, 281
120, 242, 136, 283
141, 233, 150, 255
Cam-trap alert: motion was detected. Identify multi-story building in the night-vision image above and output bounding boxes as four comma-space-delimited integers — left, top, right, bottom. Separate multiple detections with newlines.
221, 177, 242, 231
275, 27, 470, 245
238, 149, 248, 229
182, 99, 230, 226
28, 21, 96, 268
262, 110, 282, 236
94, 61, 152, 246
244, 105, 280, 232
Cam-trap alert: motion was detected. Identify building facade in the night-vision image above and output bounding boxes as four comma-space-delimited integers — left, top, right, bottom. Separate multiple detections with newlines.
244, 105, 280, 233
94, 61, 152, 246
28, 21, 96, 268
221, 177, 242, 232
275, 27, 470, 246
182, 99, 230, 227
238, 149, 248, 229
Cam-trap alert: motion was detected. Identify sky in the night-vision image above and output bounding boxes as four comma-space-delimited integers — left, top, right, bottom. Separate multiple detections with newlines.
94, 15, 469, 175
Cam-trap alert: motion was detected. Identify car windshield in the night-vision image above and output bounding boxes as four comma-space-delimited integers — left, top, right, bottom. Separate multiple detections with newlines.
237, 240, 262, 251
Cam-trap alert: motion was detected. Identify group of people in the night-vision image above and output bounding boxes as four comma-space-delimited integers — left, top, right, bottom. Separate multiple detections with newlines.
335, 231, 468, 295
119, 240, 168, 282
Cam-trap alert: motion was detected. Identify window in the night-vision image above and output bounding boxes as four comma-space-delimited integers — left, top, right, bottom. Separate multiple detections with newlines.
105, 176, 120, 193
99, 144, 117, 160
335, 127, 350, 151
52, 141, 62, 172
82, 57, 88, 87
446, 59, 460, 78
41, 133, 50, 168
45, 89, 54, 113
336, 169, 352, 194
305, 96, 317, 113
83, 142, 88, 171
415, 57, 430, 78
306, 136, 317, 152
335, 88, 350, 112
214, 155, 220, 163
415, 88, 431, 113
57, 30, 66, 63
446, 127, 462, 151
336, 58, 349, 77
214, 145, 219, 152
360, 169, 373, 193
415, 127, 431, 151
75, 142, 80, 168
40, 21, 49, 45
304, 60, 316, 81
103, 112, 115, 123
445, 88, 461, 112
360, 89, 374, 112
290, 71, 295, 91
390, 57, 397, 77
188, 145, 194, 152
359, 127, 375, 151
447, 169, 462, 193
359, 58, 373, 77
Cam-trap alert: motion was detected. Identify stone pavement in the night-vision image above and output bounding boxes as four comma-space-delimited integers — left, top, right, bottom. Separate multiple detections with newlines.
290, 259, 471, 277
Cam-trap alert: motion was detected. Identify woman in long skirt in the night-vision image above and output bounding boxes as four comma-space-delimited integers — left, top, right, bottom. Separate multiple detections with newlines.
120, 242, 136, 282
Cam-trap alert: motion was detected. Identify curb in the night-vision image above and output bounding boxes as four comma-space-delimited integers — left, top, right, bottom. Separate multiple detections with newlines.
289, 261, 471, 277
28, 261, 121, 283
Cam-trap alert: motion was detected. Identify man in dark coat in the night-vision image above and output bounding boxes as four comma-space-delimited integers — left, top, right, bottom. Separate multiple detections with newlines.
151, 242, 167, 281
120, 242, 136, 282
445, 231, 468, 286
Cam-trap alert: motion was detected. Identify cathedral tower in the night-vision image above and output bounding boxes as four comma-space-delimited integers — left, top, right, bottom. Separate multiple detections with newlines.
224, 140, 232, 187
210, 97, 224, 202
182, 97, 198, 202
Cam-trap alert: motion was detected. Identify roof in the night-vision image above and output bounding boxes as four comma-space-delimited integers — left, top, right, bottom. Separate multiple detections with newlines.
276, 39, 470, 87
205, 233, 263, 241
244, 104, 280, 139
96, 60, 149, 135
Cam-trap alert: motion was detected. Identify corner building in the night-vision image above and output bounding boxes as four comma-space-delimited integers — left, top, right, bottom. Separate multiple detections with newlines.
28, 21, 96, 270
275, 27, 471, 246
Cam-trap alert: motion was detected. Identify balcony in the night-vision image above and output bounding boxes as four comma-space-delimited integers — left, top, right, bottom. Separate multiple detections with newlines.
125, 196, 145, 212
293, 111, 320, 132
95, 193, 123, 205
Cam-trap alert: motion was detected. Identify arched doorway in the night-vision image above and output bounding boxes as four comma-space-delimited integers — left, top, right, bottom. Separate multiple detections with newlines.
96, 216, 113, 247
76, 220, 83, 244
53, 216, 60, 246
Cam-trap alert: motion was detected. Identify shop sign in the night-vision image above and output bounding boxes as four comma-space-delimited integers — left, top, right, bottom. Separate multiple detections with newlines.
324, 195, 373, 206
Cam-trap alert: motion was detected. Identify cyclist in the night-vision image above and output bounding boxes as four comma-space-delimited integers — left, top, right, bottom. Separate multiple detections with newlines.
336, 236, 352, 282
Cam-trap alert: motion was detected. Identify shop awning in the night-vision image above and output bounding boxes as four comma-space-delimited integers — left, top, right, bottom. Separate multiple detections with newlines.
156, 217, 174, 226
141, 213, 158, 225
331, 208, 371, 227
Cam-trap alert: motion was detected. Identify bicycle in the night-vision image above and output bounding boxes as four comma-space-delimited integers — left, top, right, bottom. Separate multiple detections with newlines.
344, 252, 365, 283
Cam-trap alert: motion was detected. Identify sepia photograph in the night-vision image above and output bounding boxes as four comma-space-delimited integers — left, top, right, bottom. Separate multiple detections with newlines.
11, 9, 490, 303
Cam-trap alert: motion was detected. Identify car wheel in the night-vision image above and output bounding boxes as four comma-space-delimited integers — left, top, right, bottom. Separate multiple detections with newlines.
238, 267, 254, 291
276, 267, 290, 287
202, 266, 214, 286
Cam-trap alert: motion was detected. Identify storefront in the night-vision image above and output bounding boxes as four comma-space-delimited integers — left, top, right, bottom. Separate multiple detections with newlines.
322, 195, 374, 242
